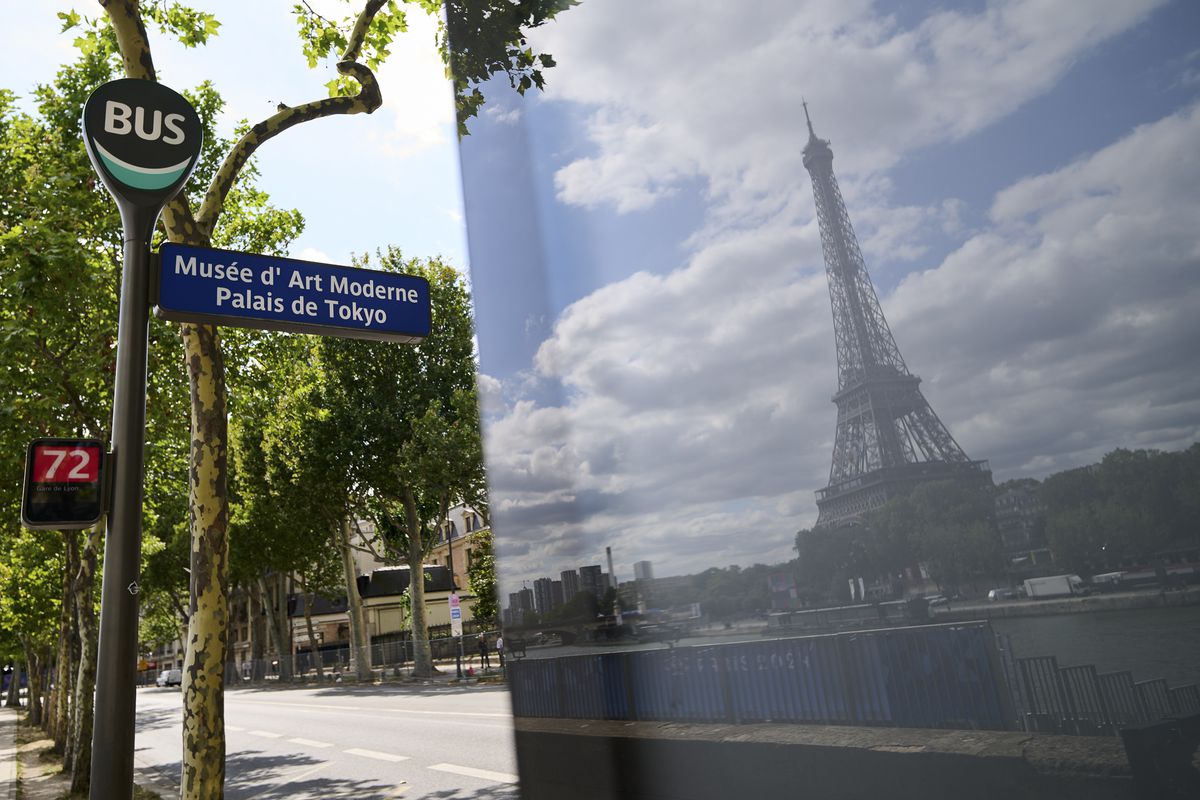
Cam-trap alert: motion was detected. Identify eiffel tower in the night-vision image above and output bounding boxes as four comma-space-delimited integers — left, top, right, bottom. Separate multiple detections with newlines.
802, 103, 991, 528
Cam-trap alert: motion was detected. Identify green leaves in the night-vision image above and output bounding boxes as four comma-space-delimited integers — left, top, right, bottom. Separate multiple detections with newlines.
1041, 445, 1200, 571
466, 528, 498, 624
291, 0, 575, 132
142, 3, 222, 48
441, 0, 577, 135
294, 0, 408, 82
57, 10, 82, 32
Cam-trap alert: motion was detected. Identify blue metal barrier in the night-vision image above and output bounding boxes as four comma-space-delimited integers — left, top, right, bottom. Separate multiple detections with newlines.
1169, 684, 1200, 716
508, 622, 1015, 731
723, 636, 853, 724
1097, 671, 1147, 728
1137, 678, 1173, 720
1059, 664, 1110, 735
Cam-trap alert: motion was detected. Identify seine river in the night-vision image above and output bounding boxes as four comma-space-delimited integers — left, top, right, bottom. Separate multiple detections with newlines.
520, 605, 1200, 689
991, 605, 1200, 687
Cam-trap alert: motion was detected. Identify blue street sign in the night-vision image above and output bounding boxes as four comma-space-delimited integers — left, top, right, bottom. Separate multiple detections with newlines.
155, 243, 431, 343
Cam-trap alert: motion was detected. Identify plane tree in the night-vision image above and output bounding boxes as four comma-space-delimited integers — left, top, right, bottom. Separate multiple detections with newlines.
310, 251, 484, 678
1, 16, 300, 794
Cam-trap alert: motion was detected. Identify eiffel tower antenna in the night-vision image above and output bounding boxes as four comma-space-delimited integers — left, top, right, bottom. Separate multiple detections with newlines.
802, 105, 990, 527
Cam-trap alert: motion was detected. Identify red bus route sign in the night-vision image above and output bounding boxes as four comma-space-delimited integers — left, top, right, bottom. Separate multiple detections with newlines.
21, 438, 105, 530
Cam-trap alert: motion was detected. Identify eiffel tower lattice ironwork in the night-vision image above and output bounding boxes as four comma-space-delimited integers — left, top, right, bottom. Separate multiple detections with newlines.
802, 103, 990, 528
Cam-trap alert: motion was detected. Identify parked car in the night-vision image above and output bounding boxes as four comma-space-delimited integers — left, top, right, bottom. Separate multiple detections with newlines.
923, 594, 949, 607
987, 587, 1023, 601
156, 668, 182, 687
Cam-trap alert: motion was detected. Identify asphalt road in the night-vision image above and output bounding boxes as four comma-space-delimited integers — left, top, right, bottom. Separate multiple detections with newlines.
134, 682, 519, 799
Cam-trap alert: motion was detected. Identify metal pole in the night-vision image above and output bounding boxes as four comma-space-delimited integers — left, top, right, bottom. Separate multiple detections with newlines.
445, 526, 463, 678
91, 216, 154, 800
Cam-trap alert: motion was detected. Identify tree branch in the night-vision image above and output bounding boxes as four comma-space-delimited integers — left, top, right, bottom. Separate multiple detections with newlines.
195, 0, 388, 236
32, 335, 103, 434
342, 0, 387, 63
99, 0, 156, 80
347, 517, 397, 564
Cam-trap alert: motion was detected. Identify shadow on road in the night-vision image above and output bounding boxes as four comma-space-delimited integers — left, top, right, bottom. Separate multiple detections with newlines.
422, 788, 519, 799
135, 751, 402, 799
224, 750, 402, 799
135, 747, 522, 799
134, 705, 179, 733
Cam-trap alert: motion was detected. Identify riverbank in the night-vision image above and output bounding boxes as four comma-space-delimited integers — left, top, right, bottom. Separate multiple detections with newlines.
931, 586, 1200, 622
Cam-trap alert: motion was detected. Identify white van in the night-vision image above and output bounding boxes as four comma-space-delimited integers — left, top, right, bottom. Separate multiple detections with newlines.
156, 668, 182, 687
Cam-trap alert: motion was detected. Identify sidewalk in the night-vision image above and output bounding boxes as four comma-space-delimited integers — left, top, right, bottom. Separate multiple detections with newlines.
0, 707, 16, 800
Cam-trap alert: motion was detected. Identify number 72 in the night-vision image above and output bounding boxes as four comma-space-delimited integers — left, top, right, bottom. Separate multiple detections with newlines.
38, 448, 94, 481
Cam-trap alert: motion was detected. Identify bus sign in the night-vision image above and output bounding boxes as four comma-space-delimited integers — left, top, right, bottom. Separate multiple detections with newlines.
21, 438, 105, 530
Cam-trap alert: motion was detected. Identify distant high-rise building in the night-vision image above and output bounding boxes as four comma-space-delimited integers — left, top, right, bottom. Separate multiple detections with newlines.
634, 561, 654, 581
561, 569, 580, 600
551, 580, 564, 610
802, 103, 991, 527
533, 577, 554, 616
507, 587, 534, 624
579, 565, 603, 601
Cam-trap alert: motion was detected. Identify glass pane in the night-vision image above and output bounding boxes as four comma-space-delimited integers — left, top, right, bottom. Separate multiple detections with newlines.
454, 0, 1200, 795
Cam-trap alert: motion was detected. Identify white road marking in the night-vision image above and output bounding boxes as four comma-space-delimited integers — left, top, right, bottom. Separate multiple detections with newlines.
344, 747, 410, 763
225, 724, 246, 731
428, 763, 519, 784
237, 698, 509, 718
247, 729, 282, 738
289, 737, 334, 748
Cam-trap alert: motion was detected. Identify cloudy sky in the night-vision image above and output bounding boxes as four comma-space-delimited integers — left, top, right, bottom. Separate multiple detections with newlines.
3, 2, 1198, 595
457, 0, 1200, 593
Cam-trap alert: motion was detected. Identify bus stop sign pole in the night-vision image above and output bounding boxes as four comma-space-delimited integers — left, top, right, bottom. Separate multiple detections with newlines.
82, 78, 202, 800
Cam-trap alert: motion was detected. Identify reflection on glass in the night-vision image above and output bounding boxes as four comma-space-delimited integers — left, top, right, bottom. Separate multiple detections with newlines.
456, 1, 1200, 796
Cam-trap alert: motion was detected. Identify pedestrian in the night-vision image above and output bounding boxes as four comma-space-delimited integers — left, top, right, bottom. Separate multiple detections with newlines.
496, 635, 505, 669
477, 633, 490, 669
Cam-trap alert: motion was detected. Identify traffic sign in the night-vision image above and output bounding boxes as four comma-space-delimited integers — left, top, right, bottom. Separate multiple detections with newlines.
449, 593, 463, 637
21, 439, 105, 530
154, 243, 431, 343
82, 79, 203, 223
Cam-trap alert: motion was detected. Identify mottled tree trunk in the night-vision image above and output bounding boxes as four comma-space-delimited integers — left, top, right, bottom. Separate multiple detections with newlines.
69, 525, 101, 794
404, 491, 433, 677
179, 322, 230, 800
49, 532, 77, 747
256, 575, 294, 681
298, 572, 325, 681
250, 583, 266, 680
4, 665, 19, 708
59, 532, 82, 765
23, 642, 43, 727
337, 518, 372, 679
